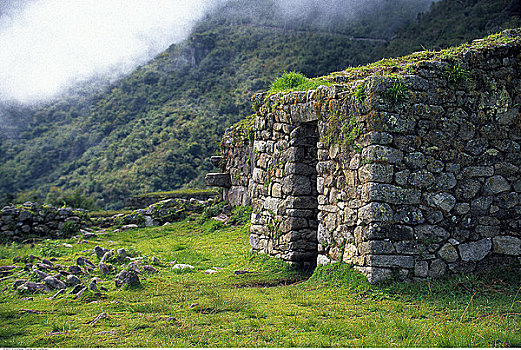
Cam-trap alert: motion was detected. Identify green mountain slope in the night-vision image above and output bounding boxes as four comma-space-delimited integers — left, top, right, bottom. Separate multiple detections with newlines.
0, 0, 519, 209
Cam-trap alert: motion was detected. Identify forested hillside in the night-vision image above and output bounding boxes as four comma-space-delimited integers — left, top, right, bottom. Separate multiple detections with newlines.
0, 0, 519, 209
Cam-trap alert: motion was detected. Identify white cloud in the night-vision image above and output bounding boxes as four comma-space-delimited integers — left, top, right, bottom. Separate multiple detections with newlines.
0, 0, 226, 104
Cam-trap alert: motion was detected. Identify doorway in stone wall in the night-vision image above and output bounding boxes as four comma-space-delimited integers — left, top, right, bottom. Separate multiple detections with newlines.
282, 121, 319, 267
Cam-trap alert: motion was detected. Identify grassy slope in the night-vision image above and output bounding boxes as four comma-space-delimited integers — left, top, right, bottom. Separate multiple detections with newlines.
0, 216, 520, 347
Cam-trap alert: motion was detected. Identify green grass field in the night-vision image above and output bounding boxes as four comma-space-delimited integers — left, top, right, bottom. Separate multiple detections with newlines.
1, 215, 520, 347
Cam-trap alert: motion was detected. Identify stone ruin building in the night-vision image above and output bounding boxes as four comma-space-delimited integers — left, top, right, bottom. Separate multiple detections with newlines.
206, 29, 521, 283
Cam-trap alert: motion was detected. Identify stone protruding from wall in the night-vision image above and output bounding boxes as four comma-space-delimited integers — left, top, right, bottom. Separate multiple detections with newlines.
210, 29, 521, 283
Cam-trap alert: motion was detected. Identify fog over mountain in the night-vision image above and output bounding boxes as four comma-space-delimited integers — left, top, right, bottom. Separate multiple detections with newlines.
0, 0, 435, 105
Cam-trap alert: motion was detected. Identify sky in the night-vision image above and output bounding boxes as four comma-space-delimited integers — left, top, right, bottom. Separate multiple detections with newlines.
0, 0, 227, 104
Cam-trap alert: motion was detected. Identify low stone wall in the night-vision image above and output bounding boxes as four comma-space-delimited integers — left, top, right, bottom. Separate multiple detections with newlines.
0, 203, 88, 242
210, 29, 521, 282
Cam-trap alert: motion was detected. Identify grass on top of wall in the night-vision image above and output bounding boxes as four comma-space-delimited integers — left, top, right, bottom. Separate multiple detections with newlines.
0, 214, 520, 347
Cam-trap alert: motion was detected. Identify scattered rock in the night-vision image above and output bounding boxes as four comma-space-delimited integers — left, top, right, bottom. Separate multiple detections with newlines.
69, 284, 85, 295
13, 279, 27, 289
120, 224, 138, 231
99, 262, 111, 275
19, 308, 45, 314
66, 275, 81, 287
189, 303, 199, 308
151, 257, 160, 264
234, 270, 253, 275
94, 246, 109, 260
20, 297, 33, 301
0, 265, 16, 272
33, 269, 49, 281
117, 248, 127, 260
18, 281, 48, 294
76, 257, 95, 268
47, 289, 65, 300
88, 312, 108, 325
41, 259, 54, 267
88, 279, 98, 292
204, 269, 218, 274
73, 287, 87, 300
100, 251, 113, 263
43, 276, 66, 290
143, 265, 157, 273
172, 264, 195, 270
24, 263, 33, 271
68, 265, 82, 275
166, 316, 177, 322
115, 270, 140, 288
127, 262, 141, 274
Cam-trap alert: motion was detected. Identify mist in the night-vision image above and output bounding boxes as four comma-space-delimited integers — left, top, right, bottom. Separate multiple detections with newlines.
0, 0, 228, 104
0, 0, 436, 105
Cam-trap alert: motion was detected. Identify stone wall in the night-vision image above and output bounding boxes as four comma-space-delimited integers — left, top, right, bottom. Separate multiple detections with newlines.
0, 203, 88, 243
209, 29, 521, 282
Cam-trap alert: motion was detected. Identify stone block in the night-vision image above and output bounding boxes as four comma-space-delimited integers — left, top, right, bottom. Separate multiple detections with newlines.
414, 260, 428, 277
426, 192, 456, 212
483, 175, 511, 194
394, 206, 424, 225
362, 183, 420, 204
428, 259, 447, 278
358, 163, 394, 183
493, 236, 521, 255
354, 266, 393, 284
361, 145, 403, 164
415, 225, 449, 242
360, 241, 395, 255
366, 255, 414, 269
458, 239, 492, 262
475, 225, 500, 237
358, 202, 393, 224
437, 243, 459, 262
463, 166, 494, 178
408, 170, 435, 188
395, 170, 410, 186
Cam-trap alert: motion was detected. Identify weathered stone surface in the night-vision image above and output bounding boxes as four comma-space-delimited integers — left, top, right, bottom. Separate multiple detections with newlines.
426, 192, 456, 212
66, 275, 81, 286
361, 183, 420, 205
358, 163, 394, 183
438, 243, 459, 262
358, 203, 393, 224
361, 145, 403, 164
366, 255, 414, 269
205, 173, 231, 188
483, 175, 511, 195
458, 239, 492, 262
493, 236, 521, 255
415, 225, 450, 242
43, 276, 66, 290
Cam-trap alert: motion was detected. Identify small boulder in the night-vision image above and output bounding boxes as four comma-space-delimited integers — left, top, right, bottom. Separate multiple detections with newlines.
13, 279, 27, 289
120, 224, 138, 231
94, 246, 109, 260
172, 264, 195, 270
128, 262, 140, 274
33, 269, 49, 281
66, 275, 81, 287
99, 262, 111, 275
44, 276, 66, 290
41, 259, 54, 267
18, 281, 48, 294
115, 270, 140, 288
68, 265, 82, 275
143, 265, 157, 273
